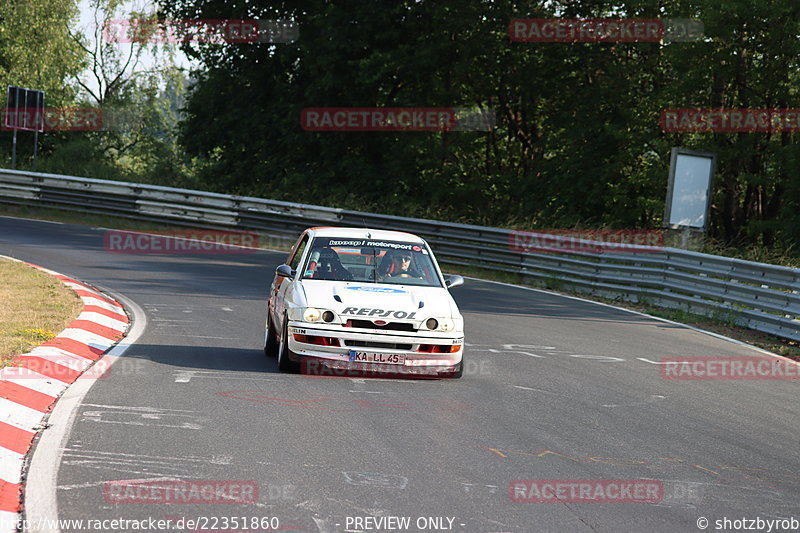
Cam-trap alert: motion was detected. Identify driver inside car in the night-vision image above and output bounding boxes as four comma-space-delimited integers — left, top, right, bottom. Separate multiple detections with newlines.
380, 250, 422, 280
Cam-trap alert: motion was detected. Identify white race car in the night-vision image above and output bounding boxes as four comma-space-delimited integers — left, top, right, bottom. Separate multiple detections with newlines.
264, 227, 465, 378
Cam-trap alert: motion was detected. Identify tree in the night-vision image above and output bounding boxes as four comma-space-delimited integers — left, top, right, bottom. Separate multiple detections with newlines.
0, 0, 84, 168
53, 0, 189, 182
0, 0, 84, 106
158, 0, 800, 252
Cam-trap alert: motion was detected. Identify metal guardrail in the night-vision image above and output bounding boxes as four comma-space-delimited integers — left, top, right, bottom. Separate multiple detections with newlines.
2, 167, 800, 342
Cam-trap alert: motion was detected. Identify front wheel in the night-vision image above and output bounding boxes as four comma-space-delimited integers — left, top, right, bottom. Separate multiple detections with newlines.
451, 358, 463, 378
264, 308, 278, 358
276, 318, 299, 373
447, 355, 463, 379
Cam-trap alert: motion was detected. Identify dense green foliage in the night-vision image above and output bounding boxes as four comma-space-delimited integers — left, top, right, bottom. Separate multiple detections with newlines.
4, 0, 800, 253
154, 0, 800, 250
0, 0, 83, 172
0, 0, 83, 105
0, 0, 186, 183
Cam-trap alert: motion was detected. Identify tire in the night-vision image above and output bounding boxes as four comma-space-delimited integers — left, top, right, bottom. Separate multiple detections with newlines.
264, 308, 278, 358
276, 317, 299, 373
449, 356, 464, 379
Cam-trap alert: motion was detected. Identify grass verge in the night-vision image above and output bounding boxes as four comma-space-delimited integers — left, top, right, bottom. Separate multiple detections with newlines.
0, 257, 83, 366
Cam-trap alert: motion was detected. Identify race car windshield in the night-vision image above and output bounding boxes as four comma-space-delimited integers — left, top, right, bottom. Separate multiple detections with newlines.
301, 238, 442, 287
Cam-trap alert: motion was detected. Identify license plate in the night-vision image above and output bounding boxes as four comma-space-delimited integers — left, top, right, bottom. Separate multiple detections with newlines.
348, 350, 406, 364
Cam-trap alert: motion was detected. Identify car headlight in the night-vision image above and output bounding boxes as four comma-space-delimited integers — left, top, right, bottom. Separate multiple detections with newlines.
425, 317, 455, 331
303, 307, 322, 322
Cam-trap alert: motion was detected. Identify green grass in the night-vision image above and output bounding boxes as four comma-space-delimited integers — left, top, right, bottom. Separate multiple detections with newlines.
699, 236, 800, 269
0, 258, 83, 364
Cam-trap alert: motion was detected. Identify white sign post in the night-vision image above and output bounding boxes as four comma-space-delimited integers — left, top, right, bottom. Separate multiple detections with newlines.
664, 148, 716, 248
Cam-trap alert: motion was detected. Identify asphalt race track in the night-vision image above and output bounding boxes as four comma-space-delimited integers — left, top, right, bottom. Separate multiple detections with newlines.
2, 215, 799, 533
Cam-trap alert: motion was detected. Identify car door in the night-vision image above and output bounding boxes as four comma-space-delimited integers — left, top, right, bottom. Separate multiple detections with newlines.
272, 233, 309, 331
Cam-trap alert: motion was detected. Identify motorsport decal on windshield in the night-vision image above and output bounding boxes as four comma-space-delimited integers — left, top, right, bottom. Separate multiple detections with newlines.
345, 286, 406, 294
341, 307, 417, 319
323, 238, 428, 253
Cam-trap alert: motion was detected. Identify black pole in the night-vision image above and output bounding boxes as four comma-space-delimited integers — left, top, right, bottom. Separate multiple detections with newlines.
11, 128, 17, 169
33, 129, 38, 170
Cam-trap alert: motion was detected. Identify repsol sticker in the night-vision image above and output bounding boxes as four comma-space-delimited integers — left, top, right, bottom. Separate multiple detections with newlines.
342, 307, 417, 319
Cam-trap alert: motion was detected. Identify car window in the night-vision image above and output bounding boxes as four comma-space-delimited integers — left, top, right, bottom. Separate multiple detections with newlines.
301, 237, 442, 287
288, 235, 309, 271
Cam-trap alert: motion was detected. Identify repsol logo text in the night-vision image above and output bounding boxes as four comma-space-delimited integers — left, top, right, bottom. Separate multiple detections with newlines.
342, 307, 417, 319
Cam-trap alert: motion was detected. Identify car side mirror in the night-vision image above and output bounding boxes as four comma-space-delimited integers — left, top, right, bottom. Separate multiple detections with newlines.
445, 275, 464, 289
276, 264, 295, 278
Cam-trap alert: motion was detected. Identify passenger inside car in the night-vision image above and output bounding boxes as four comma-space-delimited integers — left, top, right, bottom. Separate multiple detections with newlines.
309, 247, 354, 280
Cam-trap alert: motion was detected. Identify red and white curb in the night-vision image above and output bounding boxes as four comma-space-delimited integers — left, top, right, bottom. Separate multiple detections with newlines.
0, 258, 129, 532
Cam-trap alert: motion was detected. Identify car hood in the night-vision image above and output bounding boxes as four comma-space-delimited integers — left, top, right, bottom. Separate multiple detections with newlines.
298, 280, 460, 319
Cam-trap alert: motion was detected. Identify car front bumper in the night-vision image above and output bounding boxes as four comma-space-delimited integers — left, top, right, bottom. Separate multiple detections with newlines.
287, 322, 463, 375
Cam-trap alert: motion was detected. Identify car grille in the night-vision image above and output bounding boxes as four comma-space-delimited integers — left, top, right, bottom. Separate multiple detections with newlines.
344, 319, 416, 332
345, 340, 413, 350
